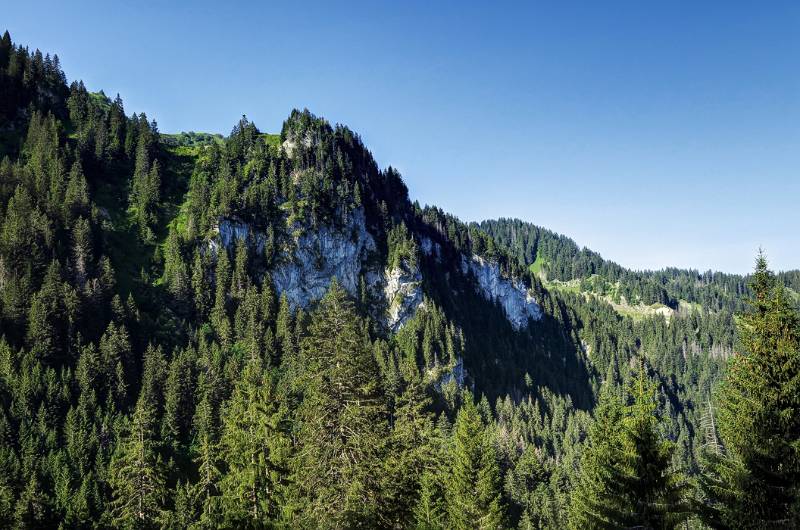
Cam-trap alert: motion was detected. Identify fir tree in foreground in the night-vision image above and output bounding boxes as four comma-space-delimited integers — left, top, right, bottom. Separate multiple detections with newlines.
699, 253, 800, 528
445, 398, 505, 530
569, 361, 688, 529
109, 348, 168, 529
291, 280, 389, 528
217, 353, 290, 528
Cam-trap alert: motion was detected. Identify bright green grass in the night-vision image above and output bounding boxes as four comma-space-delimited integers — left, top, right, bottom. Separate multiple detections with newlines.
529, 255, 548, 276
91, 141, 199, 296
540, 272, 701, 323
262, 133, 281, 149
162, 131, 224, 149
543, 278, 582, 295
89, 91, 112, 111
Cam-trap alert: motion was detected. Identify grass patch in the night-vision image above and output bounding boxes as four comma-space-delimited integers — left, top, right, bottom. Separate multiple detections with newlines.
541, 273, 692, 323
529, 255, 548, 277
92, 172, 151, 297
89, 91, 112, 111
91, 141, 199, 297
162, 131, 224, 149
159, 143, 200, 240
262, 133, 281, 149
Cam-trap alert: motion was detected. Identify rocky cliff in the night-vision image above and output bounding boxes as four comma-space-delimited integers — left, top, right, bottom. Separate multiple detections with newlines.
384, 260, 424, 331
213, 209, 381, 309
461, 254, 542, 330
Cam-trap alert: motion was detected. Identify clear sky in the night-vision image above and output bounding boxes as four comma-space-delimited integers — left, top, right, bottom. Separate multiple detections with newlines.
5, 1, 799, 273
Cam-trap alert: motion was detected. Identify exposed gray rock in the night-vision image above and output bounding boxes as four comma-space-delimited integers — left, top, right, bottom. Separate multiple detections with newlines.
213, 209, 378, 309
384, 261, 424, 331
461, 254, 542, 330
282, 131, 313, 159
213, 218, 268, 255
433, 357, 467, 390
273, 210, 377, 308
420, 236, 441, 259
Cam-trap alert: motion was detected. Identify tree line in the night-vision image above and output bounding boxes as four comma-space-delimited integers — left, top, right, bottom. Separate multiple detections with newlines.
0, 30, 798, 528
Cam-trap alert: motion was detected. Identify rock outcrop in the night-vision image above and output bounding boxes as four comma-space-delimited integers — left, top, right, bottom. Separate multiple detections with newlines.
212, 216, 539, 333
461, 254, 542, 330
213, 218, 268, 254
213, 209, 379, 309
384, 260, 424, 331
420, 236, 441, 260
431, 357, 468, 390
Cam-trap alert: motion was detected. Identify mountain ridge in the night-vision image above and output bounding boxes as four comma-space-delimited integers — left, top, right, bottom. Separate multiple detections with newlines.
0, 29, 791, 528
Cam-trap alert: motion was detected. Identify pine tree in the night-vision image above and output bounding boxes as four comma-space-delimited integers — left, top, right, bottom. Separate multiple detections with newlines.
191, 381, 224, 529
109, 394, 167, 529
13, 474, 53, 529
445, 398, 505, 530
414, 470, 447, 530
71, 216, 92, 286
218, 353, 290, 528
381, 381, 440, 527
63, 160, 89, 223
26, 260, 65, 365
701, 253, 800, 528
211, 248, 232, 346
129, 121, 160, 242
569, 363, 688, 529
191, 248, 210, 320
275, 293, 294, 362
292, 279, 388, 528
163, 228, 190, 309
618, 368, 688, 528
162, 347, 195, 451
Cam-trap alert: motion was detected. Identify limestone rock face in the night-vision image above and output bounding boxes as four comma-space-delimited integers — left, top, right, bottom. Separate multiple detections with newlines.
213, 209, 378, 309
436, 356, 467, 389
420, 236, 441, 260
213, 218, 268, 255
461, 254, 542, 330
212, 215, 538, 334
384, 260, 424, 332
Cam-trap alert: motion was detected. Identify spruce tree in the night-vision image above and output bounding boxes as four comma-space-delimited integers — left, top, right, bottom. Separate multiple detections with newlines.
218, 353, 289, 528
445, 398, 505, 530
191, 388, 224, 529
414, 470, 447, 530
109, 393, 167, 529
382, 381, 440, 527
211, 248, 232, 346
569, 364, 688, 529
701, 253, 800, 528
292, 279, 388, 528
618, 368, 688, 528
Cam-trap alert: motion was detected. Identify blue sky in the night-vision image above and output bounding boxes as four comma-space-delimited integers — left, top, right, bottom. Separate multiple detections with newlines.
5, 1, 799, 273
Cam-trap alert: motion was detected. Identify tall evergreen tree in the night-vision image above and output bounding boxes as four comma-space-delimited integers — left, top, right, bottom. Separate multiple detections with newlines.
218, 353, 290, 528
569, 363, 688, 529
292, 280, 388, 528
701, 254, 800, 528
445, 398, 505, 530
109, 393, 167, 529
381, 381, 441, 528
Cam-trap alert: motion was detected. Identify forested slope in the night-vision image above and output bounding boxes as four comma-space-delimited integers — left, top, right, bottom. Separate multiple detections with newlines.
480, 218, 800, 312
1, 31, 798, 529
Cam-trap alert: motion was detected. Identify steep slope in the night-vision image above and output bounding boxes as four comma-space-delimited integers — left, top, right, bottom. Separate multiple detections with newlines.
0, 30, 780, 528
480, 217, 800, 312
170, 110, 591, 404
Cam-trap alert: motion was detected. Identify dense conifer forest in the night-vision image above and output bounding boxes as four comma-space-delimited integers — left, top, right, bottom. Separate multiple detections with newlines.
0, 31, 798, 528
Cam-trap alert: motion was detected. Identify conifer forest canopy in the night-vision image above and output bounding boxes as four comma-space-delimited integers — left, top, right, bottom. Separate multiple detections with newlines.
0, 31, 799, 529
